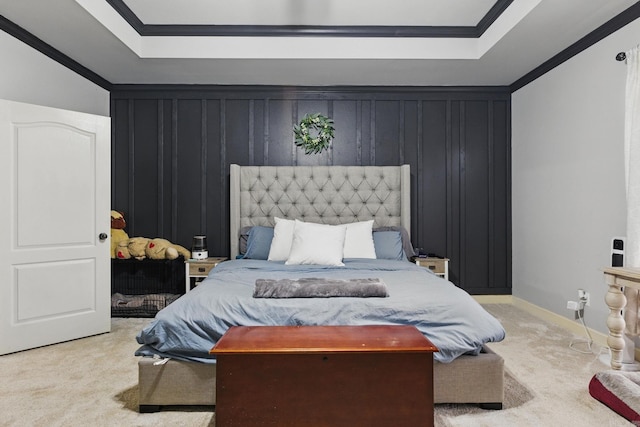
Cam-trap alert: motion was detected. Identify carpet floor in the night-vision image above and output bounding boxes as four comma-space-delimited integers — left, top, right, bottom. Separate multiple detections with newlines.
0, 304, 631, 426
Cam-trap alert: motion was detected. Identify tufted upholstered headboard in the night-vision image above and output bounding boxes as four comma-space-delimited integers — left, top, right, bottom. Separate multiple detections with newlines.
229, 164, 410, 259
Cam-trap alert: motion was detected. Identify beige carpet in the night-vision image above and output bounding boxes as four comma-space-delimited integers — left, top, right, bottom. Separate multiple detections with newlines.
437, 304, 630, 426
0, 304, 630, 426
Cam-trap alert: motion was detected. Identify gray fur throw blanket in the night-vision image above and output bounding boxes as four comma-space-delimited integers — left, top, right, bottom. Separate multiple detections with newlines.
253, 278, 389, 298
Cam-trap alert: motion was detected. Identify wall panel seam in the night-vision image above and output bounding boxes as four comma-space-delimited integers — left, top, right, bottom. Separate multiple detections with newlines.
200, 99, 208, 234
416, 101, 423, 246
399, 101, 405, 165
220, 99, 227, 250
249, 100, 255, 165
328, 101, 334, 165
171, 99, 178, 240
157, 100, 164, 235
488, 101, 495, 289
292, 100, 298, 165
264, 100, 270, 165
128, 99, 135, 235
356, 100, 362, 165
459, 101, 466, 287
370, 101, 376, 165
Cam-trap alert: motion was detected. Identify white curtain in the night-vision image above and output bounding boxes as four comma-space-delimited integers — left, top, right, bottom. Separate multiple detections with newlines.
624, 45, 640, 344
626, 45, 640, 268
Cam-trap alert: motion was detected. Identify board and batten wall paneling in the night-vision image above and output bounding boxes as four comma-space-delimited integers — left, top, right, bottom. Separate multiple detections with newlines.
110, 86, 511, 295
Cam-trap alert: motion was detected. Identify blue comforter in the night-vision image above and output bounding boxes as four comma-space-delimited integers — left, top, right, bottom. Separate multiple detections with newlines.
136, 259, 505, 363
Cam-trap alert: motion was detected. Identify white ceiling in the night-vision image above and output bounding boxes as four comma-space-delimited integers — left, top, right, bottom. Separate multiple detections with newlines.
124, 0, 496, 26
0, 0, 637, 86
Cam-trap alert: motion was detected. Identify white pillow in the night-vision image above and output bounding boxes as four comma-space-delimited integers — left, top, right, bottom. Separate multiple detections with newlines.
343, 220, 376, 259
285, 220, 346, 266
267, 217, 297, 261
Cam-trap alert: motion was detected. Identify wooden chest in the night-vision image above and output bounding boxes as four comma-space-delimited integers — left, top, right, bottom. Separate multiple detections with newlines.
211, 325, 438, 427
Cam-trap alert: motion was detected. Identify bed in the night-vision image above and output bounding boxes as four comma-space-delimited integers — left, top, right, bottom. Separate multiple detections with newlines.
135, 164, 506, 412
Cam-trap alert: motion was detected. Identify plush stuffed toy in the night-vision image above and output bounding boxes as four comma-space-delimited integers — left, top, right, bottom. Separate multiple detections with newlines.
113, 235, 190, 261
127, 237, 151, 260
115, 241, 131, 259
145, 238, 191, 260
110, 211, 130, 259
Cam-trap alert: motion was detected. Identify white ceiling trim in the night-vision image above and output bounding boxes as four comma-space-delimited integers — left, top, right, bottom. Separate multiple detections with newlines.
76, 0, 540, 60
77, 0, 141, 53
478, 0, 539, 54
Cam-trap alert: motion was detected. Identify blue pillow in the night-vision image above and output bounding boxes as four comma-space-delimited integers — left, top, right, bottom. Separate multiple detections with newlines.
243, 226, 274, 260
373, 231, 404, 260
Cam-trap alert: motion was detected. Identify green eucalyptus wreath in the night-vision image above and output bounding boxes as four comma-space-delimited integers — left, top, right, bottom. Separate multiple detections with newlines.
293, 113, 335, 155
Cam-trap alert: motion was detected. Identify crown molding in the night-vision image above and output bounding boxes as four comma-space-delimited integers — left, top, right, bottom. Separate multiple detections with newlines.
106, 0, 514, 38
510, 2, 640, 91
109, 84, 512, 96
0, 14, 112, 91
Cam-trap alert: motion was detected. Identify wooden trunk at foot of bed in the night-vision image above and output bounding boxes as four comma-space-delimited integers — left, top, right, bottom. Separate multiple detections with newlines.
211, 325, 437, 426
137, 345, 503, 413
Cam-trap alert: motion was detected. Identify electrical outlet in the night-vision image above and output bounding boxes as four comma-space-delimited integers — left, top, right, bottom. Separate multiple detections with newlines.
578, 289, 590, 307
584, 292, 590, 307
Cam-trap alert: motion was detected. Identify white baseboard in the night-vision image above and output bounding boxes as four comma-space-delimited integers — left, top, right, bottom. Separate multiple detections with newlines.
472, 295, 513, 304
510, 297, 608, 348
473, 295, 640, 362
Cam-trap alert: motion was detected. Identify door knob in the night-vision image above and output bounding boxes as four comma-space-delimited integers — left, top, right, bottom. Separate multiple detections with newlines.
99, 233, 108, 241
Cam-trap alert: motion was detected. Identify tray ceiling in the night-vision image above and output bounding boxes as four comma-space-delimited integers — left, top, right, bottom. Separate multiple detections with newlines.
0, 0, 637, 86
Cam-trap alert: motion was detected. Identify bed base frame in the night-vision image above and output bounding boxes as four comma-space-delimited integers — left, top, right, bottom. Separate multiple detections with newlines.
138, 345, 503, 412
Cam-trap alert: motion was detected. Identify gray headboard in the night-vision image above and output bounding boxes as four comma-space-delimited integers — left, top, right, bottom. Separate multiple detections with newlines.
229, 164, 411, 258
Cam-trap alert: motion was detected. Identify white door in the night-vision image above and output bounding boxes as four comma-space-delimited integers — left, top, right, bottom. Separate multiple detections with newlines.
0, 99, 111, 355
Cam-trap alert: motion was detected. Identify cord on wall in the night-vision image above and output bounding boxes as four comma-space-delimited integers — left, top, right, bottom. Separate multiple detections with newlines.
569, 296, 595, 354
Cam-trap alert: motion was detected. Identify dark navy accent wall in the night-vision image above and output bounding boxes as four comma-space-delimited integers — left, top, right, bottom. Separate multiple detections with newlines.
110, 86, 511, 295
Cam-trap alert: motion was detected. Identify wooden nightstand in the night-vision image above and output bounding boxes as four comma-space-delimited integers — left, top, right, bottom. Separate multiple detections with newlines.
185, 257, 227, 292
414, 257, 449, 281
